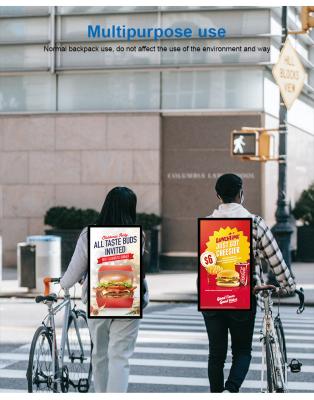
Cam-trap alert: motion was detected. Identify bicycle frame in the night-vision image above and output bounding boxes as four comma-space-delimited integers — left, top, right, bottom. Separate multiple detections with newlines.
42, 288, 85, 390
260, 290, 287, 392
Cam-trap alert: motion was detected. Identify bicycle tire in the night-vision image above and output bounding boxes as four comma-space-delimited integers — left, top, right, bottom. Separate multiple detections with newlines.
274, 316, 287, 364
27, 326, 57, 393
66, 309, 92, 392
265, 334, 276, 393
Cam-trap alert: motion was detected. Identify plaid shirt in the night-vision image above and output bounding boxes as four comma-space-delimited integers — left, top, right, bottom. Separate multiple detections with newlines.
252, 215, 296, 295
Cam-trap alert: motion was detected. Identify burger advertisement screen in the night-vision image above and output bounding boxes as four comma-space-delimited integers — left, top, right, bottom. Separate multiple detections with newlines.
88, 225, 142, 318
198, 218, 253, 311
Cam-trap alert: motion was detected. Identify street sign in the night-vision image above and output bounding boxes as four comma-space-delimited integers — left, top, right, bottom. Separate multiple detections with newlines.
272, 38, 306, 110
231, 131, 257, 157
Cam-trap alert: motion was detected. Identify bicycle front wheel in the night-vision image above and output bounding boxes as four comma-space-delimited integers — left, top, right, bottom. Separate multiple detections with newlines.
27, 326, 57, 393
66, 309, 92, 392
274, 316, 287, 364
265, 334, 276, 393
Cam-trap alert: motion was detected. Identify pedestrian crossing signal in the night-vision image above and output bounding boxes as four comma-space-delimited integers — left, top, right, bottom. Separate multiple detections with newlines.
231, 130, 258, 157
231, 128, 277, 161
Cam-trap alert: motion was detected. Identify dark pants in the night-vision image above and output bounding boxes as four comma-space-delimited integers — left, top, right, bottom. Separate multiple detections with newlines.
202, 301, 256, 393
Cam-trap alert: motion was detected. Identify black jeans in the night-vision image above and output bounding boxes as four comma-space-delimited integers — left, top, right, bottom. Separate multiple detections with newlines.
202, 300, 256, 393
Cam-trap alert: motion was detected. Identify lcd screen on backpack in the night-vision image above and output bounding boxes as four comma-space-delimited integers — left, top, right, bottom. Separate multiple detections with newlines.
198, 218, 253, 311
88, 225, 143, 318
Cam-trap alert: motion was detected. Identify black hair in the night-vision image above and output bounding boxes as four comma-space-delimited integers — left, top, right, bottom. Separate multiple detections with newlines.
215, 173, 243, 203
97, 186, 137, 225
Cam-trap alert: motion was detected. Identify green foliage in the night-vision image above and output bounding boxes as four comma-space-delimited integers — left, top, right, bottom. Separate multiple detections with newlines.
45, 206, 162, 231
44, 206, 99, 229
292, 183, 314, 226
136, 213, 162, 230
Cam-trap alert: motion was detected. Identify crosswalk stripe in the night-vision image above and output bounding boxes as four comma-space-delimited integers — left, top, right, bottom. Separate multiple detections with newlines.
0, 353, 91, 364
143, 316, 314, 328
140, 324, 314, 336
137, 334, 312, 349
1, 369, 314, 391
134, 359, 314, 372
146, 313, 314, 322
11, 342, 314, 358
0, 345, 314, 362
1, 356, 314, 374
129, 374, 314, 391
18, 317, 311, 330
16, 336, 314, 352
252, 342, 314, 349
136, 347, 314, 360
0, 369, 87, 381
53, 323, 314, 334
2, 344, 313, 360
148, 312, 314, 319
144, 316, 314, 325
138, 330, 314, 342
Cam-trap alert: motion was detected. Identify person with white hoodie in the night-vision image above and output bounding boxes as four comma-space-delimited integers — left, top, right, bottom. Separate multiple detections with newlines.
202, 173, 296, 393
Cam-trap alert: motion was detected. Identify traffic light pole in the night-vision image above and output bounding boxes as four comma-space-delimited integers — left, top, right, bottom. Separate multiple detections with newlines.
270, 6, 294, 283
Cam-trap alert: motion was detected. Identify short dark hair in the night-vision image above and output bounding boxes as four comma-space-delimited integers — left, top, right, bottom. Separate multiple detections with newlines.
215, 174, 243, 203
97, 186, 137, 225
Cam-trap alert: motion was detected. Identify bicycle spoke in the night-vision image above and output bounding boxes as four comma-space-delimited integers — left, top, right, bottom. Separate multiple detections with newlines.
66, 312, 92, 392
28, 329, 56, 393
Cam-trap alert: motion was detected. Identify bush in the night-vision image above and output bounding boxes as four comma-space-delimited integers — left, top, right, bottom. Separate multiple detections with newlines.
45, 206, 161, 230
292, 183, 314, 226
44, 206, 99, 229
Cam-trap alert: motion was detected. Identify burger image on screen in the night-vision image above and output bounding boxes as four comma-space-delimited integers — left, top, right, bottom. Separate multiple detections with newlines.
95, 265, 136, 308
216, 269, 240, 287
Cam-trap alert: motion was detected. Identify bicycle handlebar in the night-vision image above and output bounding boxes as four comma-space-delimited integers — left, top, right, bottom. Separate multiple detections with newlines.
253, 285, 305, 314
43, 277, 61, 296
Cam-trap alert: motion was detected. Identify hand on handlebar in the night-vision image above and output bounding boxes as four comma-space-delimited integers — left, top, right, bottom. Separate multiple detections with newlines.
253, 284, 277, 295
253, 285, 305, 314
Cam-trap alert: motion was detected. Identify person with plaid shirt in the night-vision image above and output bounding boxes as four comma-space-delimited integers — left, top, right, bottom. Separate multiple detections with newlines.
202, 173, 296, 393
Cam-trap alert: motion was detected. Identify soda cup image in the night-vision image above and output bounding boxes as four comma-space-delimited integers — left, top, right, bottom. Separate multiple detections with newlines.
235, 262, 249, 286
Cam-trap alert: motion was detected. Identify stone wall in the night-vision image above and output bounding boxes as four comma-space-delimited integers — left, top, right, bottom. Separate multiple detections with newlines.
262, 113, 314, 227
0, 113, 161, 267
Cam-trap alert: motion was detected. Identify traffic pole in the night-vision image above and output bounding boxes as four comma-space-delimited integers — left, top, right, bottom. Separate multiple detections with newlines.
270, 6, 294, 285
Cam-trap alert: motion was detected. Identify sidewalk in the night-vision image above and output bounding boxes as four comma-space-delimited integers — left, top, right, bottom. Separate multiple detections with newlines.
0, 263, 313, 306
145, 263, 314, 306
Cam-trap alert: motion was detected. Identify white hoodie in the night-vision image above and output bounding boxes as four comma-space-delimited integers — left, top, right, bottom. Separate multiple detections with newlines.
208, 203, 252, 219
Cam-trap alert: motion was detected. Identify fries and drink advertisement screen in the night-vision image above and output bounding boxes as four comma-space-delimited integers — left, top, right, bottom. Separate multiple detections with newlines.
88, 225, 142, 319
198, 218, 252, 311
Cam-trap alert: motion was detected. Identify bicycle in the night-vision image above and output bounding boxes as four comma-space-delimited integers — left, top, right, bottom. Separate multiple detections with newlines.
26, 277, 92, 393
254, 284, 305, 393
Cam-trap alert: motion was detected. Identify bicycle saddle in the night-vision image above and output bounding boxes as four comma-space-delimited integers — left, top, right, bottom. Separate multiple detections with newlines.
35, 293, 58, 303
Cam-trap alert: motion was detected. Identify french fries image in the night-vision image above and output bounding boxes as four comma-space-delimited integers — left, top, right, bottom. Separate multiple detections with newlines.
204, 264, 223, 275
